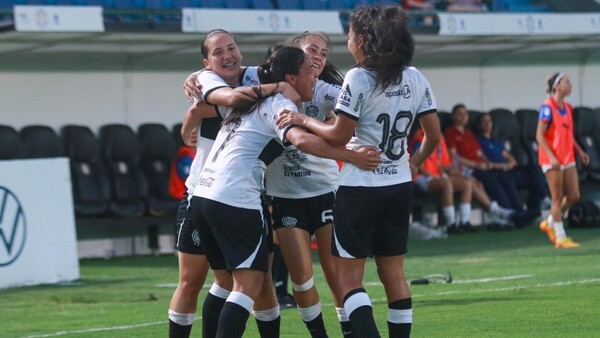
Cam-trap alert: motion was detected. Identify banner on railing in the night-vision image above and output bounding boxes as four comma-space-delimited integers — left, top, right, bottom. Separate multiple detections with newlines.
182, 8, 344, 35
439, 13, 600, 35
0, 158, 79, 289
14, 5, 104, 32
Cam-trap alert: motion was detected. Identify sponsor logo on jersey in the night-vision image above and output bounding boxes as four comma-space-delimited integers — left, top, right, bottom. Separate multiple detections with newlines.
244, 75, 258, 85
305, 105, 319, 118
372, 160, 398, 176
338, 84, 352, 107
324, 94, 336, 102
385, 85, 412, 99
353, 93, 363, 112
0, 186, 27, 267
425, 87, 432, 106
282, 216, 298, 228
198, 176, 215, 188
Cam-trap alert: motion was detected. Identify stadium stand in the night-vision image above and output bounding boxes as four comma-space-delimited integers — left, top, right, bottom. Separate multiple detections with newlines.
515, 108, 540, 169
99, 124, 149, 218
137, 123, 180, 217
573, 106, 600, 183
0, 125, 26, 160
489, 108, 530, 166
61, 124, 112, 217
20, 125, 64, 159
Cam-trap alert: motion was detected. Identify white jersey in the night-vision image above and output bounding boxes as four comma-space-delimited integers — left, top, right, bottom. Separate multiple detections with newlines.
336, 66, 437, 187
265, 80, 341, 198
193, 94, 296, 210
184, 67, 259, 196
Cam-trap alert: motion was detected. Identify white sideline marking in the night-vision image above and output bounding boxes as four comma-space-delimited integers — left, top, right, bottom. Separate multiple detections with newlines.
23, 278, 600, 337
22, 321, 167, 337
452, 274, 533, 284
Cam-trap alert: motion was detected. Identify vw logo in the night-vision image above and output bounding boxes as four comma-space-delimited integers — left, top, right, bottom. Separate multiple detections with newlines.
0, 186, 27, 267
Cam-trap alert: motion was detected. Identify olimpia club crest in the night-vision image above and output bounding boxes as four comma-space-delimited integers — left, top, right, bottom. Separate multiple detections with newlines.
0, 187, 27, 267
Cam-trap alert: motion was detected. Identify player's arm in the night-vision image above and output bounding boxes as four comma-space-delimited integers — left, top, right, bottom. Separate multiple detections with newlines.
535, 120, 559, 167
284, 126, 380, 170
276, 109, 356, 146
574, 140, 590, 166
409, 112, 441, 176
206, 82, 299, 108
180, 100, 218, 146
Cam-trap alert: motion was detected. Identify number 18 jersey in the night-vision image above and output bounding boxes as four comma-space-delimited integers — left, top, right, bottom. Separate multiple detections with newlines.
335, 66, 437, 187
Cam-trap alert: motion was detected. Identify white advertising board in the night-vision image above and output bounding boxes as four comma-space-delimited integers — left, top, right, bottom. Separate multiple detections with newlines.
14, 5, 104, 32
0, 158, 80, 289
182, 8, 343, 34
439, 13, 600, 36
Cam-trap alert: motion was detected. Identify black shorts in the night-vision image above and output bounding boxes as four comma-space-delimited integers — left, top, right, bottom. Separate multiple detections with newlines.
332, 182, 413, 258
191, 196, 270, 272
271, 192, 334, 236
175, 192, 204, 255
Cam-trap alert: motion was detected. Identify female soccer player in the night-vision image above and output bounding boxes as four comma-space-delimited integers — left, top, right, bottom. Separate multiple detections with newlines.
190, 46, 380, 338
536, 72, 589, 248
277, 6, 441, 337
169, 28, 298, 338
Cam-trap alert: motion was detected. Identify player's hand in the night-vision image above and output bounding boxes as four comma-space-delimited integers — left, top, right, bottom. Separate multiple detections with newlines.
277, 110, 307, 129
580, 152, 590, 166
184, 73, 202, 102
182, 127, 198, 147
350, 146, 381, 171
277, 82, 301, 106
324, 111, 336, 125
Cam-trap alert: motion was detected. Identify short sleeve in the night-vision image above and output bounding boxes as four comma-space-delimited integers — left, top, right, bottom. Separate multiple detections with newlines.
415, 73, 437, 115
334, 68, 369, 120
539, 105, 552, 122
196, 70, 229, 104
268, 95, 299, 146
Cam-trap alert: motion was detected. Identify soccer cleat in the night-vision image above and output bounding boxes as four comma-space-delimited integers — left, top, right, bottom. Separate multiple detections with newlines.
555, 237, 580, 248
539, 219, 556, 244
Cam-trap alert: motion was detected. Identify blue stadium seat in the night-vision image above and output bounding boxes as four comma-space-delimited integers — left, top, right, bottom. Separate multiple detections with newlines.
374, 0, 397, 5
0, 0, 13, 8
200, 0, 225, 7
250, 0, 273, 8
277, 0, 301, 9
226, 0, 248, 8
55, 0, 88, 5
303, 0, 326, 10
174, 0, 201, 8
146, 0, 174, 8
111, 0, 145, 8
354, 0, 372, 7
328, 0, 354, 9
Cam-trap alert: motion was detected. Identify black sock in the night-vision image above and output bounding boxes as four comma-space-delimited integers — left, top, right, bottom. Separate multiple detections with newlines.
216, 302, 250, 338
304, 313, 328, 338
340, 320, 358, 338
256, 316, 280, 338
345, 289, 381, 338
168, 319, 192, 338
271, 244, 289, 298
388, 298, 412, 338
202, 293, 227, 338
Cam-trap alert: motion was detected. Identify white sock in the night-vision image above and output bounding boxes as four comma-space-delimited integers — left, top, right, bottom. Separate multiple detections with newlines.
459, 203, 471, 224
442, 206, 455, 226
491, 201, 514, 218
168, 309, 195, 326
547, 215, 554, 228
553, 221, 567, 242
